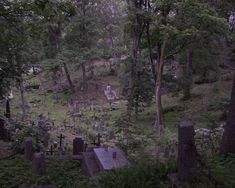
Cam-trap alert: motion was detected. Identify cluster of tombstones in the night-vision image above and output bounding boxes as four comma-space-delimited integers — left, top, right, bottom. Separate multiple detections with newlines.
23, 134, 128, 183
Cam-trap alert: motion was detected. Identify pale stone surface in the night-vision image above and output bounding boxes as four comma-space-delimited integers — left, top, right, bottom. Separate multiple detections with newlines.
94, 147, 128, 171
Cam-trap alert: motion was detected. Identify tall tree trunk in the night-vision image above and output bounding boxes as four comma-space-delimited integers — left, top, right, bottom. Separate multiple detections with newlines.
154, 40, 167, 133
183, 48, 193, 100
63, 63, 74, 92
81, 63, 87, 91
220, 73, 235, 155
127, 37, 139, 118
19, 78, 26, 119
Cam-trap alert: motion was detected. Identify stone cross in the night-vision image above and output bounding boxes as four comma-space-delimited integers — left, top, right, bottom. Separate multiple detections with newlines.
57, 134, 65, 148
178, 122, 197, 181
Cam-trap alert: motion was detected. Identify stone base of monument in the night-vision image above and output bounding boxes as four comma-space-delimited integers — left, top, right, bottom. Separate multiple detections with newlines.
81, 146, 129, 177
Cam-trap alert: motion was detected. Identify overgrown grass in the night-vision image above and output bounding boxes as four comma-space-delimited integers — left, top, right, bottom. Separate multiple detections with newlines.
0, 155, 93, 188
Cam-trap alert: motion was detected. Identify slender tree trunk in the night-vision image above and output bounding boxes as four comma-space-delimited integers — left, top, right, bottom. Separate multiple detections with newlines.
220, 73, 235, 155
154, 40, 167, 133
183, 48, 193, 100
81, 63, 87, 91
63, 63, 74, 92
19, 78, 26, 119
127, 37, 139, 118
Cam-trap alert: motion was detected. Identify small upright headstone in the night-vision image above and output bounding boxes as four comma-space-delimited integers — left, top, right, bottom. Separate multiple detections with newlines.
5, 99, 11, 118
32, 152, 45, 176
178, 122, 197, 181
24, 137, 33, 160
73, 137, 84, 155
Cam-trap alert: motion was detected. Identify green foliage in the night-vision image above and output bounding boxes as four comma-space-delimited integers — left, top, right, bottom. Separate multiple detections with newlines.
97, 162, 172, 188
0, 156, 93, 188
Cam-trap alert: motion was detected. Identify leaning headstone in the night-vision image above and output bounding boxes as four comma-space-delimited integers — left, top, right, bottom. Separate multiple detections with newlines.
24, 137, 33, 161
32, 152, 45, 176
73, 137, 84, 155
178, 122, 197, 181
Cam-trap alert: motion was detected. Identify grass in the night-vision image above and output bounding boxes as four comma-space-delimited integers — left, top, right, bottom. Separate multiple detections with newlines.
0, 155, 93, 188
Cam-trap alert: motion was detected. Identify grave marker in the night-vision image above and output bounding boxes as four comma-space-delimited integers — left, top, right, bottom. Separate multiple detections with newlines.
24, 137, 33, 161
57, 134, 65, 148
178, 122, 197, 181
73, 137, 84, 155
32, 152, 45, 176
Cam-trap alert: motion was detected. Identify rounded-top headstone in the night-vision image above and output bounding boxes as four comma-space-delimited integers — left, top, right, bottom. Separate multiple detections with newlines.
24, 137, 33, 161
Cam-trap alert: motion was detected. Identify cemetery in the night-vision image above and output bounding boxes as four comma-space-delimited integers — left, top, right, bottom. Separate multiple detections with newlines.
1, 0, 235, 188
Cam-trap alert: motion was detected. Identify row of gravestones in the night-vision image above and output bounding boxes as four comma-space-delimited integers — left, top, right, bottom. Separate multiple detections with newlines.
22, 137, 86, 188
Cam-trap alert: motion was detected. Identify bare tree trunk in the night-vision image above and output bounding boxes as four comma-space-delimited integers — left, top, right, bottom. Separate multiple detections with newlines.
154, 40, 167, 133
63, 63, 74, 92
19, 78, 26, 119
183, 48, 193, 100
81, 63, 87, 91
220, 73, 235, 155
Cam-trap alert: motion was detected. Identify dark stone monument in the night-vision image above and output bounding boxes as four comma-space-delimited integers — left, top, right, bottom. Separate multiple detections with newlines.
178, 122, 197, 181
0, 118, 6, 140
32, 152, 45, 176
73, 137, 84, 155
5, 99, 11, 119
24, 137, 33, 161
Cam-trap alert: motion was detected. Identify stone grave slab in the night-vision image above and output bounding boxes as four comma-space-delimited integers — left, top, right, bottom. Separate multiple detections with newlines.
93, 147, 128, 171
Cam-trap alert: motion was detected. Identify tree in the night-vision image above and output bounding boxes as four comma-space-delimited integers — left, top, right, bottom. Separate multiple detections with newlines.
220, 73, 235, 154
63, 0, 99, 91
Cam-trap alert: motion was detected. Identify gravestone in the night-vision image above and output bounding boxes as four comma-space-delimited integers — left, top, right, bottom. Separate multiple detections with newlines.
5, 99, 11, 118
0, 118, 7, 140
32, 152, 45, 176
24, 137, 33, 161
81, 146, 128, 177
178, 122, 197, 181
57, 134, 65, 148
73, 137, 84, 155
94, 147, 128, 171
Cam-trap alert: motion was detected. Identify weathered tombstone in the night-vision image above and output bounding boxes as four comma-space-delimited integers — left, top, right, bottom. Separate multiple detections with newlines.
24, 137, 33, 161
5, 99, 11, 118
73, 137, 84, 155
0, 118, 6, 140
178, 122, 197, 181
32, 152, 45, 176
